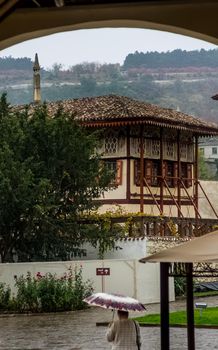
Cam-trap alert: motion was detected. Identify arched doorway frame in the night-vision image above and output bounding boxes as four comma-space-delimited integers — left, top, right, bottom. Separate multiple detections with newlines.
0, 1, 218, 50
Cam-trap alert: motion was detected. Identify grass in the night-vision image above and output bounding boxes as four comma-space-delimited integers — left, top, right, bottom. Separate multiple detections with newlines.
194, 290, 218, 298
135, 307, 218, 326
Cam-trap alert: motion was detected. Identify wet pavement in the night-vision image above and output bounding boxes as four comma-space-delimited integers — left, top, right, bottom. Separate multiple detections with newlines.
0, 296, 217, 350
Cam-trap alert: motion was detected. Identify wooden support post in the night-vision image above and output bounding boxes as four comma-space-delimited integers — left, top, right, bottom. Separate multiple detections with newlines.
140, 216, 145, 236
189, 222, 193, 237
160, 127, 164, 236
186, 263, 195, 350
140, 125, 144, 213
160, 262, 170, 350
154, 221, 157, 236
194, 135, 199, 220
177, 130, 181, 218
126, 126, 131, 201
160, 128, 164, 216
146, 222, 150, 236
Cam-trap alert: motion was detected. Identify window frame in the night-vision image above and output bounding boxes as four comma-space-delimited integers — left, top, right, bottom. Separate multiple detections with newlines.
104, 159, 123, 186
212, 147, 217, 155
134, 159, 192, 188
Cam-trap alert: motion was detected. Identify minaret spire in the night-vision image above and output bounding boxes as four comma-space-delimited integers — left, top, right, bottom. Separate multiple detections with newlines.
33, 53, 41, 103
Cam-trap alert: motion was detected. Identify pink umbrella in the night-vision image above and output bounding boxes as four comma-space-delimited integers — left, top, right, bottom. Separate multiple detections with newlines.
83, 292, 146, 312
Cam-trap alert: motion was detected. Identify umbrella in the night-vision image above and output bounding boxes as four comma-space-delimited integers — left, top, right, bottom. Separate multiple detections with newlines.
83, 292, 146, 312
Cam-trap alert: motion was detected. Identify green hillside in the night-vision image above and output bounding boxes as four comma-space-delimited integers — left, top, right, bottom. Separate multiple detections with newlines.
0, 49, 218, 122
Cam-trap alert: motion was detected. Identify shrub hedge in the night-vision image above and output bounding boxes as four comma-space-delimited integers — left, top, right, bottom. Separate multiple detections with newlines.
0, 266, 93, 313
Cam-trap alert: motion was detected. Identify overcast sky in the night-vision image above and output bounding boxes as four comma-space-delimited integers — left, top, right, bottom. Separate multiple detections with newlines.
0, 28, 217, 69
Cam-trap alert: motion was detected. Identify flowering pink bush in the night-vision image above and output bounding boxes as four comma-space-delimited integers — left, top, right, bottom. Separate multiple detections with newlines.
13, 266, 93, 313
36, 272, 43, 279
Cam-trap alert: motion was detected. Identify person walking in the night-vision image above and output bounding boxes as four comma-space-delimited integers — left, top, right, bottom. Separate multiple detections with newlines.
106, 309, 141, 350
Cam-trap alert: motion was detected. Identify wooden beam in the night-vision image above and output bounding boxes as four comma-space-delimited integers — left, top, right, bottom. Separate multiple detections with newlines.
0, 0, 20, 21
140, 125, 144, 213
177, 130, 181, 217
126, 126, 131, 201
160, 262, 170, 350
194, 135, 199, 220
160, 128, 164, 220
186, 263, 195, 350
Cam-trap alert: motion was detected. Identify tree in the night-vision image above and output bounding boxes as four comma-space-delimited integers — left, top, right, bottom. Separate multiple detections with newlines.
198, 153, 211, 180
48, 63, 63, 79
80, 77, 97, 96
0, 94, 114, 262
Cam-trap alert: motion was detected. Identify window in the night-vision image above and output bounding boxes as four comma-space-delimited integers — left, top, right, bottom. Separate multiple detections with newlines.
212, 147, 217, 155
134, 160, 192, 188
199, 147, 204, 156
181, 163, 187, 179
151, 140, 160, 157
180, 143, 188, 160
165, 161, 174, 187
104, 133, 118, 154
152, 160, 160, 186
134, 160, 141, 186
134, 159, 160, 187
105, 160, 117, 174
187, 143, 194, 162
105, 160, 122, 186
181, 163, 192, 188
165, 141, 176, 159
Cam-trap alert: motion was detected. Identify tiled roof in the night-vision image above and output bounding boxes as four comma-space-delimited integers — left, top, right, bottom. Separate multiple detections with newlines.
199, 137, 218, 146
14, 95, 218, 135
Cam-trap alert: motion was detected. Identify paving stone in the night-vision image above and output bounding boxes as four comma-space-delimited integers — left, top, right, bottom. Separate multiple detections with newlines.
0, 296, 217, 349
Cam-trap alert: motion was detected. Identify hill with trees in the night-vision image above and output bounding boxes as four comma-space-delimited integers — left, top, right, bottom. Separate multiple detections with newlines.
123, 48, 218, 69
0, 49, 218, 122
0, 56, 32, 70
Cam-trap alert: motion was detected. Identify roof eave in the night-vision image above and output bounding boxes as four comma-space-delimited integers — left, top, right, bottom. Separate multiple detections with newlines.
81, 118, 218, 136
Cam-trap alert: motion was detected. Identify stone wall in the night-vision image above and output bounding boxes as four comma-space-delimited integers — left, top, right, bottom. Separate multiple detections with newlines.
146, 237, 218, 283
146, 236, 190, 255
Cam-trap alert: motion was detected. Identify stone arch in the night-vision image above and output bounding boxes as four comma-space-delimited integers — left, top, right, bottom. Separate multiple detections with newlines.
0, 1, 218, 50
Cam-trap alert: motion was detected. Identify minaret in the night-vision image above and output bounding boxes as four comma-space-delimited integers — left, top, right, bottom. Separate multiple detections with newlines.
33, 53, 41, 103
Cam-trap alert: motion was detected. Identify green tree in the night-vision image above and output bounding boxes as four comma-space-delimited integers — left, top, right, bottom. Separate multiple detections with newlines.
48, 63, 63, 79
0, 94, 114, 262
214, 159, 218, 180
198, 153, 211, 180
80, 77, 97, 96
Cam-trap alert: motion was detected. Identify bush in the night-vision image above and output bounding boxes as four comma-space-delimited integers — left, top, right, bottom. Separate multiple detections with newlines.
174, 276, 186, 297
12, 265, 93, 313
14, 272, 39, 312
71, 265, 93, 310
0, 282, 11, 310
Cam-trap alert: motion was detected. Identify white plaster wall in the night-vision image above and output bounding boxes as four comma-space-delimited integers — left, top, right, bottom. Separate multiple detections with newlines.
75, 238, 147, 260
136, 261, 175, 304
199, 180, 218, 219
201, 145, 218, 159
0, 259, 175, 304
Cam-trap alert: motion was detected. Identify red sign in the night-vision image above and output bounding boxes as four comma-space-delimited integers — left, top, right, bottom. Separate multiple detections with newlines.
96, 268, 110, 276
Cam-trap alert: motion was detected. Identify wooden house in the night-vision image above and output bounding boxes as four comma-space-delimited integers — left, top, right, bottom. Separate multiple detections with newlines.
36, 94, 218, 236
